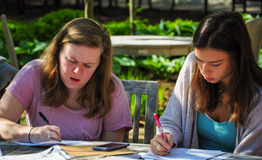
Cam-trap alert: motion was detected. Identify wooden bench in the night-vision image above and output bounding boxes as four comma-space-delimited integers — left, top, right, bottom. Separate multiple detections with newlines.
111, 35, 193, 56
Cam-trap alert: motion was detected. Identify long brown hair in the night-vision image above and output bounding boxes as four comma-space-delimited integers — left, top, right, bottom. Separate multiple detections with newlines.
189, 12, 262, 126
40, 18, 115, 118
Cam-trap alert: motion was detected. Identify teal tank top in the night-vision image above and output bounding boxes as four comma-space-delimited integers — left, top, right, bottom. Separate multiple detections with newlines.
197, 112, 237, 153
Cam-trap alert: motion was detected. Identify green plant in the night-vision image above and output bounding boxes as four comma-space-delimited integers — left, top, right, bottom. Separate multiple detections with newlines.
15, 39, 47, 66
0, 39, 8, 60
0, 20, 36, 46
136, 18, 199, 36
158, 85, 167, 109
258, 49, 262, 68
36, 9, 84, 42
104, 19, 131, 35
136, 55, 185, 80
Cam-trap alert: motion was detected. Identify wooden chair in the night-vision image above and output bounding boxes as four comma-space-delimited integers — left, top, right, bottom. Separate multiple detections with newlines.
245, 18, 262, 63
1, 14, 19, 69
121, 80, 158, 144
232, 0, 262, 13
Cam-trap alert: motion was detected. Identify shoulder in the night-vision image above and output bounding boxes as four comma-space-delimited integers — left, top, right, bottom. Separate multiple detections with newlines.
11, 59, 44, 83
18, 59, 44, 74
111, 73, 123, 89
184, 51, 195, 66
178, 51, 195, 78
23, 59, 44, 69
110, 73, 125, 96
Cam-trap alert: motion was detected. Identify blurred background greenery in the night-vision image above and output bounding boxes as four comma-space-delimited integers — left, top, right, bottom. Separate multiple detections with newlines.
0, 9, 261, 125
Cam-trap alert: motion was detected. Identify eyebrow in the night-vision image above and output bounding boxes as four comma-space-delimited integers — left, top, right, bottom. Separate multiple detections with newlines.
195, 55, 223, 63
71, 57, 95, 65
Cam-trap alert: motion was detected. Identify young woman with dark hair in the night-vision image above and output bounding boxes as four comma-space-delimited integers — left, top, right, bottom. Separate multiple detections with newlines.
150, 12, 262, 156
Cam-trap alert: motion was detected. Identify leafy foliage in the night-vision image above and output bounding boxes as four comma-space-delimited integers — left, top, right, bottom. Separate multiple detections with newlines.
36, 9, 84, 42
1, 10, 261, 117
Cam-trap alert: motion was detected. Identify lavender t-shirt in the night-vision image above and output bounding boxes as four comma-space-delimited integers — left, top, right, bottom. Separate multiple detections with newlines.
6, 59, 132, 141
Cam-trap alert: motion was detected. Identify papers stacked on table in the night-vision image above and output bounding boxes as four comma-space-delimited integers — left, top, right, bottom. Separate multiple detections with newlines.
139, 148, 231, 160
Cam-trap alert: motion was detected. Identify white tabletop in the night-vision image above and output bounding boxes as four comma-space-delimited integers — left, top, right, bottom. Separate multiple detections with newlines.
111, 35, 193, 56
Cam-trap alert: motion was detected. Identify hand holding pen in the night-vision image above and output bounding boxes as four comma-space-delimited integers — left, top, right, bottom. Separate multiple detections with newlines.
154, 113, 166, 140
151, 113, 173, 156
38, 111, 62, 142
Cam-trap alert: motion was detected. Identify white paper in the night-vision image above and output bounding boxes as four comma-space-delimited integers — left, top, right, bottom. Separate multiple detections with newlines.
139, 148, 225, 160
211, 154, 231, 160
0, 146, 65, 160
13, 140, 93, 146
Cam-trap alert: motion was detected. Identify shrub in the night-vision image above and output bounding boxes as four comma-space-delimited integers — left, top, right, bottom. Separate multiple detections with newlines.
36, 9, 84, 42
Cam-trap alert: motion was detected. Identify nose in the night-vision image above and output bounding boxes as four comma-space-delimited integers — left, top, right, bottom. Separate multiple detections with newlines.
201, 63, 210, 76
73, 65, 82, 74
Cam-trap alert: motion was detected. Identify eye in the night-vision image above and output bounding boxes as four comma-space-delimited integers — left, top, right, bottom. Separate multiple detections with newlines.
67, 57, 76, 64
211, 63, 221, 67
84, 64, 91, 68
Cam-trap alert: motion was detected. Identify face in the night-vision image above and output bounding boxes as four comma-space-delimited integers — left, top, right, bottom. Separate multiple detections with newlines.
194, 48, 232, 87
59, 43, 102, 92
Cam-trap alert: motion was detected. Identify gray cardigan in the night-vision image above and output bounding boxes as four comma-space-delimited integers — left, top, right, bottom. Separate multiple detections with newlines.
160, 52, 262, 156
0, 56, 18, 93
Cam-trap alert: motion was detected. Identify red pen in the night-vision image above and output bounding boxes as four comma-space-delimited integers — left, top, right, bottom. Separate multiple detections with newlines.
154, 113, 165, 140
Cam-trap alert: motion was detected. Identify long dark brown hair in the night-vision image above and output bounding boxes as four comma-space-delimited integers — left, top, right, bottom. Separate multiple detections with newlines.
189, 12, 262, 126
40, 18, 115, 118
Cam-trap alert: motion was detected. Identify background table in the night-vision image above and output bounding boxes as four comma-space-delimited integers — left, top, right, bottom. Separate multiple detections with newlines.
111, 35, 194, 56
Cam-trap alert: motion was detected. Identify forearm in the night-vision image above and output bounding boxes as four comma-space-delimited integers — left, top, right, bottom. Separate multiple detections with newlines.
0, 118, 32, 142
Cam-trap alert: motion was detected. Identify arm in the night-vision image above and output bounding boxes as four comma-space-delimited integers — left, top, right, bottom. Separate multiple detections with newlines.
159, 52, 196, 147
234, 94, 262, 156
100, 128, 125, 142
0, 91, 62, 143
0, 90, 28, 141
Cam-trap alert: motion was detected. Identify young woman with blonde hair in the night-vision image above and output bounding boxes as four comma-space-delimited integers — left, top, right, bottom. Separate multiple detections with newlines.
0, 18, 132, 143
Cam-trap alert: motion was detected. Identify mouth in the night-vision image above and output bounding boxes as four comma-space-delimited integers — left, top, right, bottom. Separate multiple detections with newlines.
70, 77, 80, 82
204, 76, 214, 81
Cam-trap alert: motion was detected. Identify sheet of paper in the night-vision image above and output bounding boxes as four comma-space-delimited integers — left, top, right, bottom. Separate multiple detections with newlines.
212, 154, 231, 160
139, 148, 225, 160
1, 146, 65, 160
13, 140, 93, 146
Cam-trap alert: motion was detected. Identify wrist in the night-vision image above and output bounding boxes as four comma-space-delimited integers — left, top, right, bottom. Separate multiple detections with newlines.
28, 127, 34, 143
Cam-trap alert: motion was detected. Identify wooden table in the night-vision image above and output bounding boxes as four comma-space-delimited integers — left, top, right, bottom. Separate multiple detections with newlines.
111, 35, 193, 56
1, 141, 262, 159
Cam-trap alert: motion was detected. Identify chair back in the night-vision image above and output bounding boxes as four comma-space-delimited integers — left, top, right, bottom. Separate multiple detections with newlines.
245, 18, 262, 64
121, 80, 158, 144
1, 14, 19, 69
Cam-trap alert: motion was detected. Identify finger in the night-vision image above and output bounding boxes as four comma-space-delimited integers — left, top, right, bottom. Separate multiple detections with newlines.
166, 133, 174, 146
48, 125, 62, 140
150, 140, 160, 155
48, 130, 61, 141
155, 135, 171, 151
153, 142, 169, 156
152, 139, 169, 154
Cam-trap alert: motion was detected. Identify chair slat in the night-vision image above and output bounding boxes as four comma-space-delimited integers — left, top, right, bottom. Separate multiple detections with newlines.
121, 80, 158, 144
132, 93, 141, 143
1, 14, 19, 69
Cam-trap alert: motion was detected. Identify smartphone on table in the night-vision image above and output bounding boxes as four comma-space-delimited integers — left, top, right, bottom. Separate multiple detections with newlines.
92, 142, 130, 151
